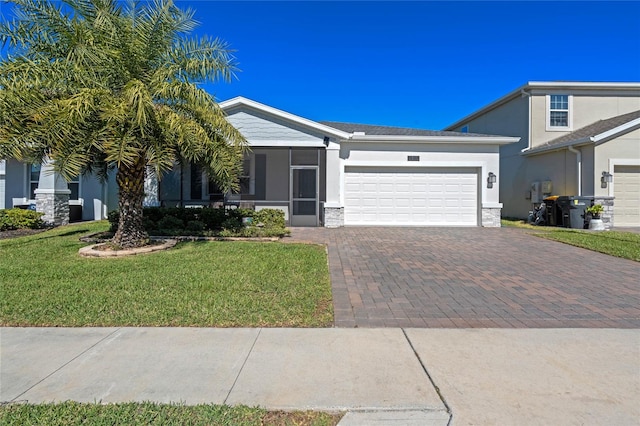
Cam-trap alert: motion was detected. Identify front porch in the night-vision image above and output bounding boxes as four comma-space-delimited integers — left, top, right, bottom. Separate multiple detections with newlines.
155, 148, 327, 227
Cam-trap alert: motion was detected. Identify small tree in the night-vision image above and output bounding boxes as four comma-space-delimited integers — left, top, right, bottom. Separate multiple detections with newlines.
0, 0, 247, 248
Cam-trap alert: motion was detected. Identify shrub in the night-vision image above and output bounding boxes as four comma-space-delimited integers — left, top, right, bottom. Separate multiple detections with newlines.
186, 220, 205, 233
0, 208, 45, 231
254, 209, 286, 229
157, 215, 184, 232
221, 217, 243, 232
198, 207, 227, 230
107, 210, 119, 232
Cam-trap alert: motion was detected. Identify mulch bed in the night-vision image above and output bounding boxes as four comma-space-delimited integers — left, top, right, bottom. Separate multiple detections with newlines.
0, 228, 48, 240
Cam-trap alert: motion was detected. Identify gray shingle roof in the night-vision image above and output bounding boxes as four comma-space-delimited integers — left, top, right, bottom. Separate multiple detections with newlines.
537, 110, 640, 149
319, 121, 499, 137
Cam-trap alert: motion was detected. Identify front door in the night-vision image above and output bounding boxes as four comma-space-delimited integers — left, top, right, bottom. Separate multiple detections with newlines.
290, 167, 318, 226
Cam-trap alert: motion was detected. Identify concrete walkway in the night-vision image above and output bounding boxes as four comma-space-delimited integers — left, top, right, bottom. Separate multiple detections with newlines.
2, 327, 639, 425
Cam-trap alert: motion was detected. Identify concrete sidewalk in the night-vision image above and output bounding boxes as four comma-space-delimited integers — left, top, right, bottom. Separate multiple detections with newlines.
2, 328, 639, 425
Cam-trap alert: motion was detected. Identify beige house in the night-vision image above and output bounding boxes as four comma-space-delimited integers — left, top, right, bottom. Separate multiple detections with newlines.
445, 82, 640, 227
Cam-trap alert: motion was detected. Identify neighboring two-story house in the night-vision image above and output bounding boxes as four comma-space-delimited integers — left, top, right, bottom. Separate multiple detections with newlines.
445, 82, 640, 227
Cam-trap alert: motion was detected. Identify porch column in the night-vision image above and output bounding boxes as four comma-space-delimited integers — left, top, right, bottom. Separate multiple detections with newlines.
34, 158, 71, 226
324, 140, 344, 227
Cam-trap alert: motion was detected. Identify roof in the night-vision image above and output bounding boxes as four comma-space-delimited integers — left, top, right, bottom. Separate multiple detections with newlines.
219, 96, 519, 145
319, 121, 495, 137
522, 110, 640, 156
445, 81, 640, 131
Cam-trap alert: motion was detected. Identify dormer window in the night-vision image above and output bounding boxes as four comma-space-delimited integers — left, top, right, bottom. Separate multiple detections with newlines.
547, 94, 572, 130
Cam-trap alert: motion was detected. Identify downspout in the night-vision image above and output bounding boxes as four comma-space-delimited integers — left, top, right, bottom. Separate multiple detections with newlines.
567, 145, 581, 196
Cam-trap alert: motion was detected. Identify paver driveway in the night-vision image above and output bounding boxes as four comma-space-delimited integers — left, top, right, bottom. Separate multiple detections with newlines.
289, 227, 640, 328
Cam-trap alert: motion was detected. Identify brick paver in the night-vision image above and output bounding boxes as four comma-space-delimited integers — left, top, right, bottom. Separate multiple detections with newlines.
288, 227, 640, 328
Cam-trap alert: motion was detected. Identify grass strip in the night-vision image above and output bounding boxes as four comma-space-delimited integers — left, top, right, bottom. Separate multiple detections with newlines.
502, 219, 640, 262
0, 222, 333, 327
0, 402, 342, 426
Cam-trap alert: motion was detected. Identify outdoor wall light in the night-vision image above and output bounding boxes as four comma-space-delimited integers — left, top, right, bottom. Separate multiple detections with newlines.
323, 136, 330, 146
487, 172, 497, 188
601, 171, 613, 188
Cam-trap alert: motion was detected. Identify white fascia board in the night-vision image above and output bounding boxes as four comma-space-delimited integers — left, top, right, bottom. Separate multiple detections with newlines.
246, 140, 326, 148
521, 138, 592, 156
593, 118, 640, 144
527, 81, 640, 90
220, 96, 351, 139
348, 134, 519, 145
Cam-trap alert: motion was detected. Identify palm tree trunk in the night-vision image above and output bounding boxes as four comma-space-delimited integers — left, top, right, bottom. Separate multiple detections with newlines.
113, 157, 149, 248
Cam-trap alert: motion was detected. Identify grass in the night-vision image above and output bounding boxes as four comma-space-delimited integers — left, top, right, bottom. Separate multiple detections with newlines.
0, 402, 342, 425
501, 218, 640, 262
0, 221, 333, 327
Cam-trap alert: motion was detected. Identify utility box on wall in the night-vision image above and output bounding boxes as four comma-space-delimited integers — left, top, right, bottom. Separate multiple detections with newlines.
531, 182, 541, 203
542, 180, 553, 195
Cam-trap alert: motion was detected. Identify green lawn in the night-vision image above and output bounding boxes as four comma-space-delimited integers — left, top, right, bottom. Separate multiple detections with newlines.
0, 402, 342, 426
501, 218, 640, 262
0, 221, 333, 327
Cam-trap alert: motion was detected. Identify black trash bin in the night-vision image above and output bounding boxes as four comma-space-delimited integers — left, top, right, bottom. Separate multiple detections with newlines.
556, 196, 594, 229
543, 196, 561, 226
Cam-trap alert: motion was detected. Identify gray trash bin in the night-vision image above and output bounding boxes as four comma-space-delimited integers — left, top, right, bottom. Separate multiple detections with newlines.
556, 196, 594, 229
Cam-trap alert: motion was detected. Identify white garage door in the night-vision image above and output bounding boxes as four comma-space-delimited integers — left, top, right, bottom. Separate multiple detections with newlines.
614, 165, 640, 227
344, 167, 478, 226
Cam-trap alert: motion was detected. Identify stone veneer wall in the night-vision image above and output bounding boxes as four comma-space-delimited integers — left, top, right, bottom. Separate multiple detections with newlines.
481, 207, 501, 227
593, 196, 614, 230
324, 206, 344, 228
35, 192, 70, 226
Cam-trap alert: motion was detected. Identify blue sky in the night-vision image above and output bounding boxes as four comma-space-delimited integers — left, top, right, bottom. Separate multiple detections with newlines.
176, 1, 640, 130
2, 1, 639, 129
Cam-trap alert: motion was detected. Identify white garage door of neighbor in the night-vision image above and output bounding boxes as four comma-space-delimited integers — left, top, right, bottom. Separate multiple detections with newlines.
614, 165, 640, 227
344, 167, 478, 226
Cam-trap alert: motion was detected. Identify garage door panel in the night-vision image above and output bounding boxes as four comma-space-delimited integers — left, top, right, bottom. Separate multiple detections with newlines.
344, 167, 478, 226
614, 165, 640, 227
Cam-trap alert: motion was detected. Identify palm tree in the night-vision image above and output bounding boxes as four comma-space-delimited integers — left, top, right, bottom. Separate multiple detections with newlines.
0, 0, 247, 248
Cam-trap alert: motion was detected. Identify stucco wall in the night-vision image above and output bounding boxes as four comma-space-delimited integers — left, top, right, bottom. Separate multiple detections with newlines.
449, 96, 529, 218
530, 92, 640, 146
339, 140, 503, 208
594, 128, 640, 197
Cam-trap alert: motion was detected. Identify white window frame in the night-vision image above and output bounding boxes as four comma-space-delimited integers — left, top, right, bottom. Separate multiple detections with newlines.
546, 94, 572, 131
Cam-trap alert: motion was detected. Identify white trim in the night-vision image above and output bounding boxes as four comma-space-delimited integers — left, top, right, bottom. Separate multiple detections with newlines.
220, 97, 351, 139
347, 135, 519, 145
482, 202, 503, 209
344, 160, 488, 168
245, 140, 327, 148
545, 94, 573, 131
593, 117, 640, 143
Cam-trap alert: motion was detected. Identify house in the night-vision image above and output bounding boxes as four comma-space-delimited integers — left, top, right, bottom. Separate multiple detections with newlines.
1, 97, 518, 227
151, 97, 517, 227
445, 81, 640, 228
0, 158, 118, 223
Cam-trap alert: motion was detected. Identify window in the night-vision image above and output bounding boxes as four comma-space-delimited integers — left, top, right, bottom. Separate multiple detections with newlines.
29, 164, 41, 199
68, 176, 79, 200
548, 94, 570, 129
461, 125, 469, 133
239, 156, 251, 194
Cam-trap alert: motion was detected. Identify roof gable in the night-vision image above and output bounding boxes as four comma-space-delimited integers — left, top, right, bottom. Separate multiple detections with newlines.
220, 97, 350, 140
